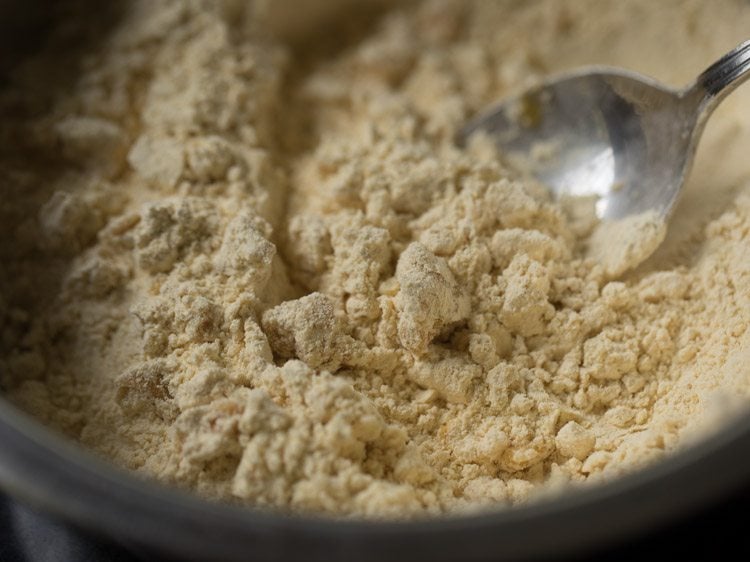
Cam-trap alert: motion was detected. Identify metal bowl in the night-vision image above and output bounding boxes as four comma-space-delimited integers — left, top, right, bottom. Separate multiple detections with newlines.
2, 397, 750, 561
2, 3, 750, 560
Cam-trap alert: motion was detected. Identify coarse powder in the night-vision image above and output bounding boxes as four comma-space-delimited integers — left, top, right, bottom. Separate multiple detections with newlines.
1, 0, 749, 517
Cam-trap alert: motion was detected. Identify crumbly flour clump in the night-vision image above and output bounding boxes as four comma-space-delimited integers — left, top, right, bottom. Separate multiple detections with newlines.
1, 0, 750, 517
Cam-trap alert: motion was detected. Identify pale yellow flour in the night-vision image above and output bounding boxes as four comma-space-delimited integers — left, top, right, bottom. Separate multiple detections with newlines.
588, 211, 668, 278
0, 0, 749, 518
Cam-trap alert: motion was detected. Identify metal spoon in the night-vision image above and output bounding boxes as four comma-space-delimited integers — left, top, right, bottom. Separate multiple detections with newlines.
460, 40, 750, 264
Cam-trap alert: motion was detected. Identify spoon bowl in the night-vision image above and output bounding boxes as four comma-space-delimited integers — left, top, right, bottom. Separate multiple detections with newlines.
461, 40, 750, 226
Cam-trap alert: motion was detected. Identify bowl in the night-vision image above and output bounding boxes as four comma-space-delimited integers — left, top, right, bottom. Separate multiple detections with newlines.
2, 397, 750, 561
2, 3, 750, 560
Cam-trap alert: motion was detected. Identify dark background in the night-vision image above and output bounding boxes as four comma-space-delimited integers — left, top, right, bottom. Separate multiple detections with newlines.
0, 485, 748, 562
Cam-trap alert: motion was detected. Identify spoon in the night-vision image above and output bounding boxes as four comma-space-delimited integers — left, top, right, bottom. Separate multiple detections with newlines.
460, 40, 750, 272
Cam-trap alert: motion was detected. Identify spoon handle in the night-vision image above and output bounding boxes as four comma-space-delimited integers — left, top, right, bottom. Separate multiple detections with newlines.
690, 39, 750, 111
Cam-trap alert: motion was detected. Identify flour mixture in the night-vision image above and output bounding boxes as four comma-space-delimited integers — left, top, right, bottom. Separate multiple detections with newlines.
1, 0, 749, 517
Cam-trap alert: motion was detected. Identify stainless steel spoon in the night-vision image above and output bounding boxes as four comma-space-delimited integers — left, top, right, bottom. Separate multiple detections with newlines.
460, 39, 750, 234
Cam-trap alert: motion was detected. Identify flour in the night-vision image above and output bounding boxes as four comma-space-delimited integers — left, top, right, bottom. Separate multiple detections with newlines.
1, 0, 750, 518
588, 211, 668, 278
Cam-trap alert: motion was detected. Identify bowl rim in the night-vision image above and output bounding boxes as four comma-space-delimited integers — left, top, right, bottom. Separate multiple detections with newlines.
1, 395, 749, 561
